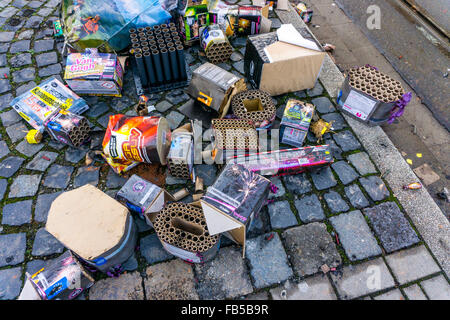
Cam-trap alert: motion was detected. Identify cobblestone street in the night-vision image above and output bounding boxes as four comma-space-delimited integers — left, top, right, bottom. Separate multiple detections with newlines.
0, 0, 448, 300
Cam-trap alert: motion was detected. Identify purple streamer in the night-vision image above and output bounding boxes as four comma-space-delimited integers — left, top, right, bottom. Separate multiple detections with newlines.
388, 92, 412, 124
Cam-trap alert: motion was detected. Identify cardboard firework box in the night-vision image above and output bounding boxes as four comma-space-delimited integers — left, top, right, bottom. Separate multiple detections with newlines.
167, 123, 196, 181
21, 251, 95, 300
201, 163, 271, 256
280, 99, 315, 148
44, 111, 90, 148
9, 77, 89, 131
64, 48, 124, 97
180, 0, 211, 44
229, 145, 334, 176
116, 174, 175, 223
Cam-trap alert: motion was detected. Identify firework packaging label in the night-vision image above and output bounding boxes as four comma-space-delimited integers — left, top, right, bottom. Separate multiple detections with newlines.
46, 184, 138, 273
201, 163, 270, 256
180, 1, 211, 44
167, 123, 196, 181
20, 251, 94, 300
116, 174, 175, 223
280, 99, 315, 148
64, 48, 125, 97
229, 145, 333, 176
9, 77, 89, 130
226, 5, 271, 36
44, 111, 90, 148
102, 115, 172, 171
244, 25, 325, 95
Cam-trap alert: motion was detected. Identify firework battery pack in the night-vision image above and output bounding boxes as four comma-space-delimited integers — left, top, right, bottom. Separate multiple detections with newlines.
20, 251, 94, 300
150, 202, 220, 263
280, 99, 315, 148
229, 145, 333, 176
9, 77, 89, 131
231, 89, 276, 129
167, 123, 196, 181
180, 1, 211, 44
64, 48, 125, 97
201, 163, 270, 256
226, 5, 271, 36
116, 174, 175, 223
244, 24, 325, 95
200, 24, 233, 64
44, 111, 90, 148
46, 184, 138, 273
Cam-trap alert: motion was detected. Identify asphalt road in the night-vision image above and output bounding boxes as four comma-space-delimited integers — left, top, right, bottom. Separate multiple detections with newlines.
335, 0, 450, 131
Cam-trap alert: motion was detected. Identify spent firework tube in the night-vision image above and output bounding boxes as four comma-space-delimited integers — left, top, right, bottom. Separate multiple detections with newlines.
102, 115, 171, 166
228, 145, 334, 176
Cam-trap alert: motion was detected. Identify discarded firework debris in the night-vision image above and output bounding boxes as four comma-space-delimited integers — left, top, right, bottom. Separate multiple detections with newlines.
21, 251, 94, 300
337, 65, 412, 126
403, 182, 423, 190
310, 118, 334, 142
116, 174, 175, 222
280, 99, 315, 148
26, 129, 43, 144
167, 123, 196, 181
201, 163, 271, 256
102, 115, 171, 174
180, 2, 211, 44
10, 77, 89, 131
45, 184, 138, 273
152, 202, 220, 263
45, 111, 90, 148
200, 24, 233, 64
130, 24, 188, 94
229, 145, 333, 176
231, 89, 276, 129
211, 118, 259, 161
64, 48, 125, 97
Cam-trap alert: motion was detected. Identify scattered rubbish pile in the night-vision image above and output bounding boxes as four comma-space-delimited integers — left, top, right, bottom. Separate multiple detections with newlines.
11, 0, 413, 299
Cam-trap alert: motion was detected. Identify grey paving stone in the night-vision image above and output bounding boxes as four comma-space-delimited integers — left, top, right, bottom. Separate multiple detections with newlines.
13, 67, 35, 83
307, 82, 324, 97
35, 51, 58, 67
403, 284, 427, 300
270, 276, 337, 300
385, 245, 441, 284
73, 166, 99, 188
295, 194, 325, 223
0, 109, 21, 126
330, 210, 382, 261
0, 78, 10, 94
217, 62, 231, 71
144, 259, 199, 300
283, 223, 341, 277
14, 140, 43, 157
267, 200, 298, 229
0, 66, 10, 77
310, 166, 337, 190
26, 151, 58, 171
165, 173, 187, 185
9, 174, 41, 197
268, 176, 285, 199
33, 39, 54, 52
230, 51, 243, 62
13, 0, 29, 7
25, 258, 59, 276
232, 36, 247, 47
38, 63, 62, 77
37, 7, 52, 16
9, 40, 30, 53
43, 164, 73, 189
24, 15, 42, 28
194, 164, 217, 186
0, 31, 15, 42
332, 161, 359, 185
166, 110, 184, 130
9, 52, 32, 68
347, 152, 377, 175
28, 0, 43, 8
311, 97, 335, 114
374, 289, 405, 300
330, 257, 395, 299
140, 233, 173, 264
0, 156, 24, 177
420, 275, 450, 300
324, 190, 349, 213
48, 140, 66, 150
0, 178, 6, 201
0, 140, 9, 158
106, 168, 127, 189
0, 267, 22, 300
155, 100, 172, 112
15, 81, 36, 96
195, 246, 253, 299
322, 112, 348, 130
0, 53, 5, 67
2, 200, 32, 225
32, 227, 64, 256
359, 176, 390, 202
345, 184, 370, 209
17, 29, 33, 40
364, 202, 419, 253
232, 60, 244, 74
270, 17, 282, 29
0, 233, 26, 267
0, 93, 13, 111
110, 96, 132, 112
65, 146, 88, 163
89, 271, 144, 300
34, 191, 62, 223
165, 89, 189, 105
0, 43, 10, 53
244, 291, 269, 300
333, 130, 362, 152
246, 232, 293, 289
282, 173, 312, 195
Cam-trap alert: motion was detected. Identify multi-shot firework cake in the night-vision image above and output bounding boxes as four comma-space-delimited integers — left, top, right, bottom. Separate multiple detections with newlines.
229, 145, 334, 176
167, 130, 195, 181
231, 89, 276, 129
152, 202, 220, 263
201, 163, 270, 256
44, 111, 90, 148
27, 251, 94, 300
200, 24, 233, 64
180, 1, 211, 44
228, 5, 262, 36
9, 77, 89, 131
280, 99, 315, 148
337, 65, 411, 126
64, 48, 124, 96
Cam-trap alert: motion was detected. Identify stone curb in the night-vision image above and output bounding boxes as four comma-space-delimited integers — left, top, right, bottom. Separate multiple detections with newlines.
276, 6, 450, 278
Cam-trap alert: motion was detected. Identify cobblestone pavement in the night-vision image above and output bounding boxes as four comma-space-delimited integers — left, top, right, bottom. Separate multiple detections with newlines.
0, 0, 449, 300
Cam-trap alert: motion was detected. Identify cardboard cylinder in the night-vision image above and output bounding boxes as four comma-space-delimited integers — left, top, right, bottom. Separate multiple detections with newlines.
152, 50, 164, 85
176, 45, 187, 80
160, 48, 172, 83
135, 53, 148, 87
144, 52, 156, 86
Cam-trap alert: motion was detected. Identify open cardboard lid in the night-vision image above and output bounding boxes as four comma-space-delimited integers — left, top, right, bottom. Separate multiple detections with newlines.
45, 184, 129, 261
264, 41, 323, 63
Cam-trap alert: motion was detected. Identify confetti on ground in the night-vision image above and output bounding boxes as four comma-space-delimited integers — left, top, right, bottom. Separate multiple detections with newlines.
406, 159, 413, 165
416, 153, 422, 158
